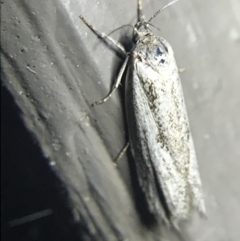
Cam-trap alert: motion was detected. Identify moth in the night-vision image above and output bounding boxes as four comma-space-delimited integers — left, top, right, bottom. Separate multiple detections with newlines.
80, 0, 205, 227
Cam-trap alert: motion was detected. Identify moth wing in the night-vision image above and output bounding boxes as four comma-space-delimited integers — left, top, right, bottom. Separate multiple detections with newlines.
125, 61, 169, 222
125, 51, 205, 225
160, 38, 206, 218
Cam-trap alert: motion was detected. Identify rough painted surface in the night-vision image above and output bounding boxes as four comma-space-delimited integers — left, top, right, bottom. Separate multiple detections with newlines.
2, 0, 240, 240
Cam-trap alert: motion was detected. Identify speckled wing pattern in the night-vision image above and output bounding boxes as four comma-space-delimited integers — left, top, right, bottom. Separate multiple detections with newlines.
125, 35, 205, 226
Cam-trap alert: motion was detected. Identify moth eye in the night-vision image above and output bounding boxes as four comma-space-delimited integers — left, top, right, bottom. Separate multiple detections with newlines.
160, 59, 165, 64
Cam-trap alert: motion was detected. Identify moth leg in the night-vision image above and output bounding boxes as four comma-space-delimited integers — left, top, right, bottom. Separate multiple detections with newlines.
115, 142, 130, 164
137, 0, 145, 22
80, 15, 127, 56
92, 55, 130, 106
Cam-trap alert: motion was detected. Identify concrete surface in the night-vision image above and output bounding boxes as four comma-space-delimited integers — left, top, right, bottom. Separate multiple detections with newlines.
1, 0, 240, 240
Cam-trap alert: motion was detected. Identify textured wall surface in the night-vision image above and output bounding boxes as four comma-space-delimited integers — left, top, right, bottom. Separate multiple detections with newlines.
2, 0, 240, 240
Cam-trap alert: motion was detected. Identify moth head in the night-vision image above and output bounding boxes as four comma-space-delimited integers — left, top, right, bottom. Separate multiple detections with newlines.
133, 0, 179, 44
132, 21, 152, 43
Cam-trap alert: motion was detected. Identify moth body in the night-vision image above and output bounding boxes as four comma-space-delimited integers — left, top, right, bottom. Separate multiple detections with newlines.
125, 25, 205, 225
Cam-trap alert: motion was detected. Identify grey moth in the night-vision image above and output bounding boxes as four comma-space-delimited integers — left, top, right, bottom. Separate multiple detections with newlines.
80, 0, 206, 227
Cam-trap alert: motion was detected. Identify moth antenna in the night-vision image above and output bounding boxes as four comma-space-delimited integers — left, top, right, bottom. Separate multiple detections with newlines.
148, 0, 179, 23
137, 0, 145, 22
147, 22, 161, 32
107, 24, 134, 37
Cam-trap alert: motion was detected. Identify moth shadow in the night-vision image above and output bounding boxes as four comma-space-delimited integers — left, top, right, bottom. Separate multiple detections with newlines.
126, 149, 159, 228
109, 33, 133, 101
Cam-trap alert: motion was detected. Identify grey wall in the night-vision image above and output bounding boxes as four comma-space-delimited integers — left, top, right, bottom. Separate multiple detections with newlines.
1, 0, 240, 240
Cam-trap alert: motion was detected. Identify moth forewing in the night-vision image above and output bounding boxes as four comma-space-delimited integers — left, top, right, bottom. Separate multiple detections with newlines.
125, 58, 170, 224
125, 30, 205, 226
